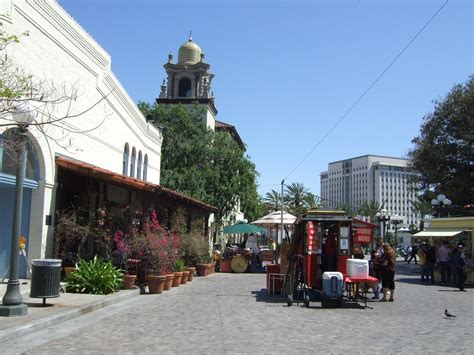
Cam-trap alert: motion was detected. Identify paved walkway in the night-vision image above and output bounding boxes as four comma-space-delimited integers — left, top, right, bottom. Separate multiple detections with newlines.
3, 262, 473, 354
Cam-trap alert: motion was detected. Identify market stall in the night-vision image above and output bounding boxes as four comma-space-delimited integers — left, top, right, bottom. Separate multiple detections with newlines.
412, 228, 473, 284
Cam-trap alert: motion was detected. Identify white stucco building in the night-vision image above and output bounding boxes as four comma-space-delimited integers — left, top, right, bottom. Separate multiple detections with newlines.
0, 1, 216, 277
320, 155, 419, 228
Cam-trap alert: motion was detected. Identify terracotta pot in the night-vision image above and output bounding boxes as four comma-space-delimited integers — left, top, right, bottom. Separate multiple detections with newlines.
164, 273, 174, 290
146, 275, 166, 294
196, 264, 208, 276
186, 267, 196, 281
220, 259, 232, 273
172, 272, 183, 287
122, 274, 136, 289
181, 270, 190, 284
63, 266, 77, 275
210, 262, 216, 274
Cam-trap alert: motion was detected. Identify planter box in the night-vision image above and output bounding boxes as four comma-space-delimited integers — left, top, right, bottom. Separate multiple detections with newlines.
220, 259, 232, 273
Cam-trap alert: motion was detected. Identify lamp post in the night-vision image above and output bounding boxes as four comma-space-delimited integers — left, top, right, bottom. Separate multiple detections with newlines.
376, 209, 391, 244
0, 101, 35, 317
431, 194, 452, 218
390, 214, 403, 248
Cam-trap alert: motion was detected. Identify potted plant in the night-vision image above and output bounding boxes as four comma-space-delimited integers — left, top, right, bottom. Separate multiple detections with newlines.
129, 211, 173, 294
122, 272, 137, 289
175, 259, 189, 284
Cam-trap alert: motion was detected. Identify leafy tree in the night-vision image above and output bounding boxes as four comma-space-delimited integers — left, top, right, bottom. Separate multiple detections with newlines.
138, 102, 260, 224
408, 76, 474, 207
1, 23, 111, 142
357, 200, 383, 223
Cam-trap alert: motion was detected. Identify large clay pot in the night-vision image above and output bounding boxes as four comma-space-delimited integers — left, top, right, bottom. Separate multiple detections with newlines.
220, 259, 232, 273
172, 272, 183, 287
196, 264, 208, 276
186, 267, 196, 281
210, 262, 216, 274
181, 270, 190, 284
146, 275, 166, 294
164, 273, 174, 290
123, 274, 137, 289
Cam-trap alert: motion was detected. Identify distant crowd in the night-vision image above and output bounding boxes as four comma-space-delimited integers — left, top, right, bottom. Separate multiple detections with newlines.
404, 241, 468, 291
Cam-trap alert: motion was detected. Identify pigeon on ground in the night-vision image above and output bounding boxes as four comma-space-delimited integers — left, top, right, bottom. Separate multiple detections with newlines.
445, 309, 456, 319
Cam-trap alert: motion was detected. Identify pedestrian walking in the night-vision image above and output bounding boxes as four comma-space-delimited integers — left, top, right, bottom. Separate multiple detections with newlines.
420, 241, 435, 284
437, 241, 450, 285
407, 243, 418, 264
369, 249, 380, 299
379, 243, 396, 302
452, 245, 467, 291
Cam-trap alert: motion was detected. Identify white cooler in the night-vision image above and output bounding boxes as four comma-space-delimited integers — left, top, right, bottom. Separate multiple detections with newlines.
346, 259, 368, 278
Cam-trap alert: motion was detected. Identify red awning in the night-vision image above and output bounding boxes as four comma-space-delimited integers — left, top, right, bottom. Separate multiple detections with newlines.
55, 156, 218, 212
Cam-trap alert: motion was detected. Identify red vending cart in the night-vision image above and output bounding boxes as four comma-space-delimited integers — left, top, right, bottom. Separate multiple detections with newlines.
287, 209, 353, 300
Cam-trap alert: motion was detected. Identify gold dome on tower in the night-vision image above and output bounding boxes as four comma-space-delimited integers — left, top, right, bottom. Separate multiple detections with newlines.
178, 36, 203, 65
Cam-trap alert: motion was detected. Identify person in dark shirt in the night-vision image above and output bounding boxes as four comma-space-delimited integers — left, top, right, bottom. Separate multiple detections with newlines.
420, 242, 436, 284
452, 245, 467, 291
407, 244, 418, 264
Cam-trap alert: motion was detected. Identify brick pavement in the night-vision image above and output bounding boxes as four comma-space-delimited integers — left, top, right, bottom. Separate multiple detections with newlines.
3, 261, 473, 354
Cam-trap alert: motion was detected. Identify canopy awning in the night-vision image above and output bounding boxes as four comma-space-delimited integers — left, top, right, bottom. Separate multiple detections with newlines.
412, 230, 465, 237
251, 210, 296, 226
56, 156, 217, 212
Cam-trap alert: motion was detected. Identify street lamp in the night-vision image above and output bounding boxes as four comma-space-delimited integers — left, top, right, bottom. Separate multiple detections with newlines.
431, 194, 452, 218
390, 214, 403, 248
376, 208, 391, 244
0, 101, 35, 317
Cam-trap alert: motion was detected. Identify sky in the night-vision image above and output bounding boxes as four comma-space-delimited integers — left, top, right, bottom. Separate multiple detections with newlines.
58, 0, 473, 197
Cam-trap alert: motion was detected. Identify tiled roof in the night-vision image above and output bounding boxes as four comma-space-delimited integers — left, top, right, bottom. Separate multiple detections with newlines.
55, 156, 218, 212
215, 120, 245, 149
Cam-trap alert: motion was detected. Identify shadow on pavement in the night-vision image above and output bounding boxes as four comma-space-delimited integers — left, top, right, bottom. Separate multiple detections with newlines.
251, 289, 370, 310
251, 289, 287, 304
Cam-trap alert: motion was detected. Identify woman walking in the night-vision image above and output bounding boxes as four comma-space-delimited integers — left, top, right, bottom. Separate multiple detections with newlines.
379, 243, 397, 302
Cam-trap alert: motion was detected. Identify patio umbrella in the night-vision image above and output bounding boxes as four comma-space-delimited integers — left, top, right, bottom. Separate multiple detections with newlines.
223, 222, 266, 234
251, 210, 296, 226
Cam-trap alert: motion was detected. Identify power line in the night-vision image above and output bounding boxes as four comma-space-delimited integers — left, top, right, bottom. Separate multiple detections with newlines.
284, 0, 449, 181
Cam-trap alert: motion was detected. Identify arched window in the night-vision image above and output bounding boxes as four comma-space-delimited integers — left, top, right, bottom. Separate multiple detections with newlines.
178, 78, 192, 97
143, 154, 148, 181
130, 147, 136, 178
137, 151, 142, 179
0, 128, 39, 181
122, 143, 129, 176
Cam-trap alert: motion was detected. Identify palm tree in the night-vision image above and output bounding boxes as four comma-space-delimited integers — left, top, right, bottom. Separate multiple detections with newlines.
262, 189, 282, 213
285, 182, 310, 216
336, 203, 356, 217
303, 193, 322, 210
357, 200, 383, 223
410, 198, 432, 231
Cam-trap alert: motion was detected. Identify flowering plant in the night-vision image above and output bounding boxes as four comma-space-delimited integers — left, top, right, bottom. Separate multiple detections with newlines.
130, 211, 182, 275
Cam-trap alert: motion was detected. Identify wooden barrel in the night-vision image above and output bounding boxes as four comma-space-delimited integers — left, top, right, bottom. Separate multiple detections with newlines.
231, 255, 248, 273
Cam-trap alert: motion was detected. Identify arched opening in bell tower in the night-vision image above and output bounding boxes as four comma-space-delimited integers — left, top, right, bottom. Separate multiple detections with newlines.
178, 78, 192, 97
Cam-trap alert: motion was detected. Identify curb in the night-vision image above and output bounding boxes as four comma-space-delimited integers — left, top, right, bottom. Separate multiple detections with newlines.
0, 288, 140, 344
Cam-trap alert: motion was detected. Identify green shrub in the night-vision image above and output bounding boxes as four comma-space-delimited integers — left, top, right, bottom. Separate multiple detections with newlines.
65, 256, 123, 295
175, 258, 186, 271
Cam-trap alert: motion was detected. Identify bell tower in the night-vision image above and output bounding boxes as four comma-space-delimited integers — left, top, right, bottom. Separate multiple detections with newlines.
157, 36, 217, 130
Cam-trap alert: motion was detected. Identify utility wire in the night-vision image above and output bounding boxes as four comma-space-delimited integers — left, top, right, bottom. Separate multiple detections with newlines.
283, 0, 449, 181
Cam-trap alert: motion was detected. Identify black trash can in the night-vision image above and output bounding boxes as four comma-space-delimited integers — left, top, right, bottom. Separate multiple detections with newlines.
30, 259, 62, 305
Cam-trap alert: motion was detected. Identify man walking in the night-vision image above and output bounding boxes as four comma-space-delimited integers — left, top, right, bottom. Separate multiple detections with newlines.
407, 243, 418, 264
420, 242, 436, 284
452, 245, 467, 291
437, 241, 450, 285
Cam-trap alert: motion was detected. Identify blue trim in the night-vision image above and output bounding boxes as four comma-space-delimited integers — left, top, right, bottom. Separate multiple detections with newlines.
0, 173, 39, 189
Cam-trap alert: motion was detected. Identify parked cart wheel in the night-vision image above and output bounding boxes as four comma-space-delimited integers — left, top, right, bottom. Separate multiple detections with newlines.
304, 295, 310, 308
